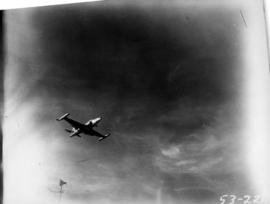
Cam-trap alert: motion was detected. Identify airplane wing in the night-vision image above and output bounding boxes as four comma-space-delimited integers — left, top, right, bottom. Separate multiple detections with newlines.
91, 129, 110, 141
57, 113, 84, 128
91, 129, 106, 137
63, 118, 83, 129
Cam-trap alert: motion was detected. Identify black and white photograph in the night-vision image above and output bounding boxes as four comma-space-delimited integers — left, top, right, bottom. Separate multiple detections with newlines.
2, 0, 270, 204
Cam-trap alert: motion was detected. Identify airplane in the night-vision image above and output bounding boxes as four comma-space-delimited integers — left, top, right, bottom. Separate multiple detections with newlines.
56, 113, 111, 141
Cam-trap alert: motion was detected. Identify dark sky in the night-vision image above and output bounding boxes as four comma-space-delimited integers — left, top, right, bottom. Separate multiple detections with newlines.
32, 1, 242, 137
5, 1, 253, 204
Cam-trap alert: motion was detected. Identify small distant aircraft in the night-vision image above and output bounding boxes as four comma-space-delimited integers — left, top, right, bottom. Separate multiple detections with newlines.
57, 113, 111, 141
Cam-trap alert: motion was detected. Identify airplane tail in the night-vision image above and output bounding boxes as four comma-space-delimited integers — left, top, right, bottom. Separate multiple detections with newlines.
70, 134, 81, 138
98, 133, 111, 141
65, 129, 72, 133
57, 113, 70, 121
65, 129, 81, 137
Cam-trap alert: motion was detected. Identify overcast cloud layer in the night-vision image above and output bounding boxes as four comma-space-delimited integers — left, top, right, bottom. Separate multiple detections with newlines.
4, 1, 253, 204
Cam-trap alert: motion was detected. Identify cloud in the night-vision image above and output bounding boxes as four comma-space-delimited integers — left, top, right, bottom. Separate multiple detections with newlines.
161, 146, 180, 159
175, 160, 197, 167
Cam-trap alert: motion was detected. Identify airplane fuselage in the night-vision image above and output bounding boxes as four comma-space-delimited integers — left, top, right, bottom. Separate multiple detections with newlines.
73, 125, 98, 136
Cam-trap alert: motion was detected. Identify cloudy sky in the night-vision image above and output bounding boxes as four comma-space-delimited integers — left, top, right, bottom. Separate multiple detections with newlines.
4, 1, 261, 204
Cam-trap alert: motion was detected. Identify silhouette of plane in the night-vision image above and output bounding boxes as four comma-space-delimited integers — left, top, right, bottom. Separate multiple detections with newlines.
57, 113, 110, 141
